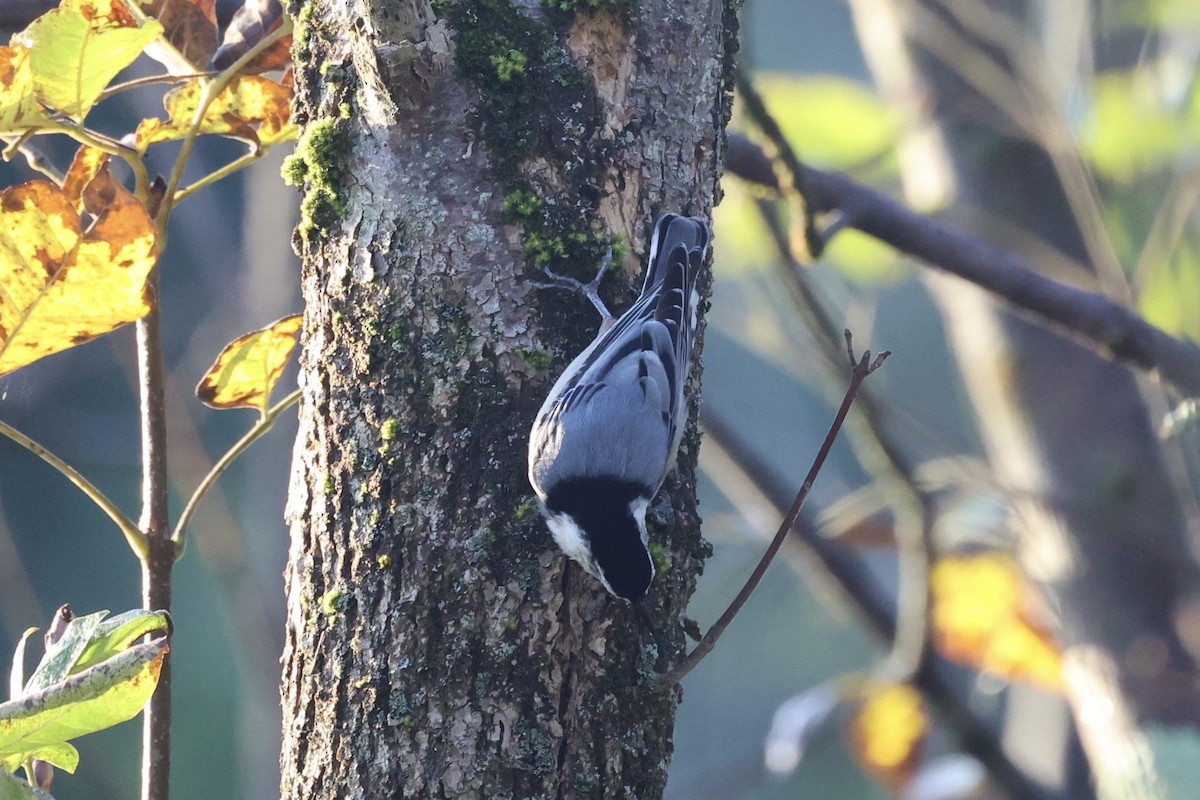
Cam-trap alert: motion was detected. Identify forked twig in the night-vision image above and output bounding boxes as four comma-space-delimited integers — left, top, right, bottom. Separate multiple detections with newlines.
664, 331, 889, 685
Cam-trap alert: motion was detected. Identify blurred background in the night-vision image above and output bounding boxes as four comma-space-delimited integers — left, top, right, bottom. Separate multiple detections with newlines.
2, 0, 1200, 798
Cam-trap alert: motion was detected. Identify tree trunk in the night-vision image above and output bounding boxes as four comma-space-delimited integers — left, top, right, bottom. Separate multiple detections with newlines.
279, 1, 737, 797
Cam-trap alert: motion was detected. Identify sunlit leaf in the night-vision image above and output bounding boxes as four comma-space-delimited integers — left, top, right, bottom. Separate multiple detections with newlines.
0, 638, 166, 772
0, 47, 50, 132
846, 682, 927, 792
135, 75, 296, 152
931, 554, 1063, 691
743, 73, 900, 169
23, 609, 169, 692
18, 0, 163, 119
73, 610, 169, 673
1081, 68, 1199, 184
22, 613, 106, 697
0, 770, 53, 799
1138, 239, 1200, 341
197, 313, 302, 412
0, 170, 158, 376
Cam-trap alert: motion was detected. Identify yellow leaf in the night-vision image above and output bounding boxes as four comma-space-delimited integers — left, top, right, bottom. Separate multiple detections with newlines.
932, 554, 1063, 691
0, 170, 157, 376
135, 75, 297, 152
196, 314, 302, 412
0, 46, 51, 132
847, 682, 927, 791
19, 0, 163, 119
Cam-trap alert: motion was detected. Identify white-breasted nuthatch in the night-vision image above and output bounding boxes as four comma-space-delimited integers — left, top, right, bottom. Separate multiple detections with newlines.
528, 213, 711, 600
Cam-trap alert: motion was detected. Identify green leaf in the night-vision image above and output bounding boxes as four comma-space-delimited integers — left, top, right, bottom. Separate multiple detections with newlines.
746, 73, 899, 169
18, 0, 163, 119
822, 228, 906, 285
1081, 69, 1199, 184
1138, 240, 1200, 341
21, 614, 106, 698
74, 610, 169, 673
0, 770, 53, 800
0, 638, 167, 772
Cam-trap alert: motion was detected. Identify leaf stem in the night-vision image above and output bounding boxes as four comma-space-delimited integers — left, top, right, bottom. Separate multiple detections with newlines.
156, 13, 294, 244
0, 418, 147, 558
173, 150, 265, 205
663, 332, 889, 686
97, 72, 218, 104
172, 387, 301, 556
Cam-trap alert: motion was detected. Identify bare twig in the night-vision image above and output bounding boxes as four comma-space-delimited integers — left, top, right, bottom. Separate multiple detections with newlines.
172, 387, 301, 556
726, 131, 1200, 396
699, 407, 1060, 800
664, 332, 889, 686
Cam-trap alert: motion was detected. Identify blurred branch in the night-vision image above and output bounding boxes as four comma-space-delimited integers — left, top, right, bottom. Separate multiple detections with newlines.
699, 407, 1060, 800
666, 334, 888, 685
727, 131, 1200, 397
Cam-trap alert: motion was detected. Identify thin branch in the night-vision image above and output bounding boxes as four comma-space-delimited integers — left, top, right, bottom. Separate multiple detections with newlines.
664, 333, 889, 685
171, 388, 301, 555
156, 13, 293, 244
173, 150, 265, 206
751, 197, 934, 684
136, 278, 171, 800
0, 418, 147, 558
697, 406, 1061, 800
726, 131, 1200, 397
96, 72, 217, 104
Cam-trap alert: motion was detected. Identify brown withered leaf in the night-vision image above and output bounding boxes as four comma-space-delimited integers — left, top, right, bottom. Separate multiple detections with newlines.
62, 145, 110, 205
211, 0, 289, 73
141, 0, 219, 70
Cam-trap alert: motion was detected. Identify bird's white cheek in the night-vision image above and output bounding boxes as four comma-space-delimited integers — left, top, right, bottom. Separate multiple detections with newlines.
545, 514, 596, 573
629, 497, 650, 547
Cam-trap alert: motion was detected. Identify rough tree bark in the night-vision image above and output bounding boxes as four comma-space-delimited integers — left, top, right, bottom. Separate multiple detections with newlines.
851, 0, 1200, 796
279, 1, 737, 797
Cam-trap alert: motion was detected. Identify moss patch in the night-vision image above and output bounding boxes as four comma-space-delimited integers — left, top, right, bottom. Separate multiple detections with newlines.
440, 0, 616, 279
282, 117, 350, 239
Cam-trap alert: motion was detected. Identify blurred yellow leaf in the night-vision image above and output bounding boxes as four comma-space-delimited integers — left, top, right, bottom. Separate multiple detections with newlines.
19, 0, 163, 119
135, 75, 296, 152
847, 682, 927, 791
0, 171, 158, 376
196, 314, 301, 413
932, 553, 1063, 691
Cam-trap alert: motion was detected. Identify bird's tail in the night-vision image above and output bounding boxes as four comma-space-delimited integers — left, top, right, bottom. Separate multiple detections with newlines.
642, 213, 710, 295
